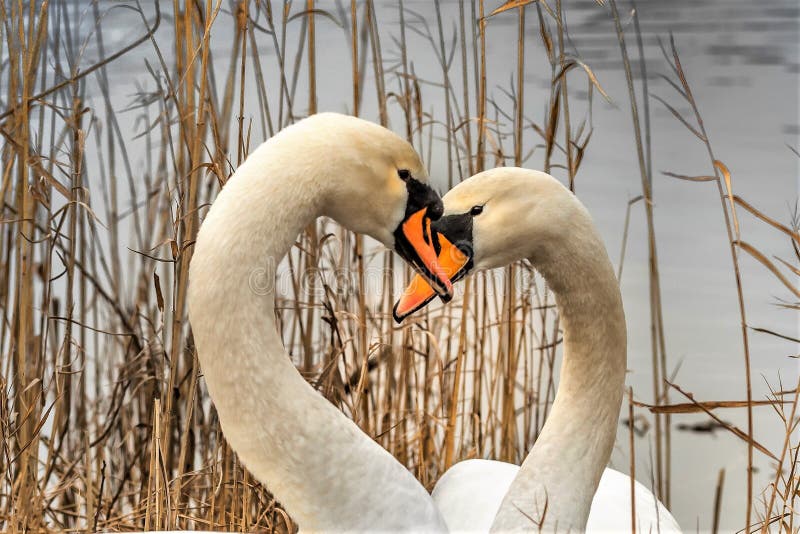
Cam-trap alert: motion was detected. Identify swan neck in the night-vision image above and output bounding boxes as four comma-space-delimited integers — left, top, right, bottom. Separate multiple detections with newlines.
491, 218, 627, 532
188, 141, 445, 531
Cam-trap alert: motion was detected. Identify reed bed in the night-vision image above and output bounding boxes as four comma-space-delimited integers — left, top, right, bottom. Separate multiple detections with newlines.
0, 1, 797, 532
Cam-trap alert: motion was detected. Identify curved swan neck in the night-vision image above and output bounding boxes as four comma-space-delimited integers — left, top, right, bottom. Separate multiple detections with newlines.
188, 131, 446, 531
491, 210, 627, 532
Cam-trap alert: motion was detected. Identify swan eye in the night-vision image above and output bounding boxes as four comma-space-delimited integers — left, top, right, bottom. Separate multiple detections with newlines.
398, 169, 411, 181
470, 205, 484, 216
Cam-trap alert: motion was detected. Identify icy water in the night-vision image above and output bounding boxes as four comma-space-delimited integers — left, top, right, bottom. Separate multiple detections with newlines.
47, 0, 800, 530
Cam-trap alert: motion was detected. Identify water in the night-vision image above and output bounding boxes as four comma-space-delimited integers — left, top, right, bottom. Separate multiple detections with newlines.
29, 0, 800, 530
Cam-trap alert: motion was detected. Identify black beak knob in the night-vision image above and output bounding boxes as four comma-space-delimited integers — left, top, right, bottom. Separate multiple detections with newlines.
404, 178, 443, 221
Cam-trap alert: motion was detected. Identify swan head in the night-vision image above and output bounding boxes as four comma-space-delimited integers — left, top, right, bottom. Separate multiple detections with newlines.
282, 113, 453, 298
393, 167, 584, 321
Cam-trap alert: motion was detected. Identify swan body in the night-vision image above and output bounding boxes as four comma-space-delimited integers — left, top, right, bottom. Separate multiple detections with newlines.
188, 113, 450, 532
432, 459, 680, 533
396, 167, 681, 532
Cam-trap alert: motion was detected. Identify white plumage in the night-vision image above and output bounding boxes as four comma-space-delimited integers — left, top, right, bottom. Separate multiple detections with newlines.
188, 113, 448, 532
418, 168, 682, 532
433, 459, 680, 533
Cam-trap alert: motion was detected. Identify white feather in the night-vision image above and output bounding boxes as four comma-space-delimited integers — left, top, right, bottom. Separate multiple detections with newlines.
188, 113, 446, 532
433, 460, 680, 533
430, 168, 682, 532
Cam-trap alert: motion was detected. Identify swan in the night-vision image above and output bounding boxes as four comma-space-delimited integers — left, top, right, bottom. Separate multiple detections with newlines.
393, 167, 681, 532
187, 112, 455, 532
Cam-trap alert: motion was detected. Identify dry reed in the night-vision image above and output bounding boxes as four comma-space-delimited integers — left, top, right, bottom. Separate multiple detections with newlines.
0, 1, 797, 532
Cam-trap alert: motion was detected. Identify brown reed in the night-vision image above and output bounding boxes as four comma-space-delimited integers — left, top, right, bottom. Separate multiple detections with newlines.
0, 1, 796, 532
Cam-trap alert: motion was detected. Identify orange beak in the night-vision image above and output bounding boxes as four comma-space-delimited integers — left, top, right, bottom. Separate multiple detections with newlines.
393, 233, 470, 322
398, 207, 454, 299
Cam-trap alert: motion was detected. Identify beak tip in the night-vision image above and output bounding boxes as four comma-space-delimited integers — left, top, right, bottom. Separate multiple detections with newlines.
392, 302, 405, 324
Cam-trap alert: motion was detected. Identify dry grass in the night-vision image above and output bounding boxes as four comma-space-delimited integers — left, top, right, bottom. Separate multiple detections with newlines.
0, 1, 797, 532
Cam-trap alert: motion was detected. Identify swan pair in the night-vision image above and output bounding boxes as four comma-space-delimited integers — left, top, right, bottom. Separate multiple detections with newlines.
187, 113, 681, 532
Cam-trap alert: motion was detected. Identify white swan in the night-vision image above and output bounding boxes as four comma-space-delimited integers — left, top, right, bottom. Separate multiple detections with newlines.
394, 167, 681, 532
188, 113, 454, 532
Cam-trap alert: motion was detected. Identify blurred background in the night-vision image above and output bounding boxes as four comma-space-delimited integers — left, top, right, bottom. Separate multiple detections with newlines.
0, 0, 797, 531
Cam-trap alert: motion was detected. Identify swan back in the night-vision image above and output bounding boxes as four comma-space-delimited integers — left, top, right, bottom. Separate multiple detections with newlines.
432, 460, 519, 533
432, 462, 681, 533
587, 469, 682, 533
